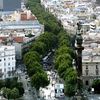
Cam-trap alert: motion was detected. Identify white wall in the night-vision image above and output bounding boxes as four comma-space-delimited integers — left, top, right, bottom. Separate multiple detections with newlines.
0, 46, 16, 79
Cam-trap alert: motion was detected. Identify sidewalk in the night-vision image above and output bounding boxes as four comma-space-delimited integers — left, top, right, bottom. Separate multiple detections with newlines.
17, 68, 37, 100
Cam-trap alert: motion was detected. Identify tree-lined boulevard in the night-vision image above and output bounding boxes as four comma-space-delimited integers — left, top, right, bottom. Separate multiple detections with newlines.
23, 0, 100, 100
23, 0, 77, 98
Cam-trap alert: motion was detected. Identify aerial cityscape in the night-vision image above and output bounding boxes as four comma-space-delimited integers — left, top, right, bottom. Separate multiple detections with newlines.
0, 0, 100, 100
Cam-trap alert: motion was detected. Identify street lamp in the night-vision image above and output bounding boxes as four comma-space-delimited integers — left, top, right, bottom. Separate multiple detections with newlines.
74, 22, 84, 99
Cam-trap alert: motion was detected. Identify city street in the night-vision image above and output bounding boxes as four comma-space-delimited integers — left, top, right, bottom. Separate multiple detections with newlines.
39, 70, 69, 100
16, 61, 70, 100
41, 52, 70, 100
16, 64, 100, 100
87, 94, 100, 100
16, 66, 37, 100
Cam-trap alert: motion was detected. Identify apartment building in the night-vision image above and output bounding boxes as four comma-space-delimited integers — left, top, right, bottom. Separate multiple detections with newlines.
0, 46, 16, 79
41, 0, 100, 88
0, 10, 44, 60
82, 29, 100, 87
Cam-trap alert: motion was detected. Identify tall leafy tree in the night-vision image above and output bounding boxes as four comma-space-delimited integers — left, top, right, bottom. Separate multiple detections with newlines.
58, 63, 69, 78
31, 41, 46, 56
25, 0, 77, 97
0, 80, 5, 89
64, 68, 77, 96
37, 32, 58, 50
16, 82, 24, 96
27, 61, 43, 76
55, 53, 72, 69
56, 46, 74, 58
2, 87, 11, 100
23, 51, 40, 66
92, 79, 100, 93
11, 88, 19, 100
31, 72, 49, 90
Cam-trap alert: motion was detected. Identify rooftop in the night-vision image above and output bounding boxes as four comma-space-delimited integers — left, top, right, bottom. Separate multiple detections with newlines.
0, 20, 42, 30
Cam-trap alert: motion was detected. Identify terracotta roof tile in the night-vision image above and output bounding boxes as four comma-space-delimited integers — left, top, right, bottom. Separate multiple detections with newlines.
13, 37, 24, 43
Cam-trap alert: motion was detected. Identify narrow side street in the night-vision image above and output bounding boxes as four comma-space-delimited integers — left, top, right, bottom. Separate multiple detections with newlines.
16, 66, 37, 100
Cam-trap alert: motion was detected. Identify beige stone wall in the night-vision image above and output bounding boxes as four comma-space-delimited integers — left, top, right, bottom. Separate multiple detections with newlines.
82, 62, 100, 86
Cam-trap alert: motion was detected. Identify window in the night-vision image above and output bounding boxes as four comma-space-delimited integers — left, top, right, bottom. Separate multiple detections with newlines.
96, 65, 99, 75
4, 68, 6, 72
63, 89, 64, 93
86, 65, 88, 69
85, 80, 89, 85
8, 67, 10, 71
96, 65, 98, 69
0, 69, 2, 72
96, 70, 99, 75
85, 70, 88, 75
4, 58, 5, 61
8, 63, 10, 66
85, 65, 88, 75
58, 89, 62, 93
0, 59, 1, 62
8, 73, 10, 77
55, 89, 57, 93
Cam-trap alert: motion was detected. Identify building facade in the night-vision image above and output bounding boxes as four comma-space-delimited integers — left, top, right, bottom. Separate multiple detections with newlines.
0, 46, 16, 79
82, 30, 100, 87
0, 0, 21, 11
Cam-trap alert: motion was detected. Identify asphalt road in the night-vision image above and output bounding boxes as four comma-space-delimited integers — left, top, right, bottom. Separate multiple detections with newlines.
17, 68, 37, 100
87, 94, 100, 100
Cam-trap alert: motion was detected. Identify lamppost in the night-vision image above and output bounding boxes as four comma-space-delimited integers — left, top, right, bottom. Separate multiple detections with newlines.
74, 22, 84, 99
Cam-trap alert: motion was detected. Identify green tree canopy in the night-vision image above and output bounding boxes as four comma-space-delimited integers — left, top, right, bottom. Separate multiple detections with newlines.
45, 21, 60, 34
64, 68, 77, 96
92, 79, 100, 93
27, 61, 43, 76
1, 78, 24, 97
31, 41, 46, 56
16, 82, 24, 96
2, 87, 11, 100
64, 83, 76, 96
54, 53, 72, 69
11, 88, 19, 100
2, 87, 19, 100
64, 68, 77, 83
55, 46, 74, 58
23, 51, 40, 66
37, 32, 58, 50
25, 0, 77, 97
31, 72, 49, 90
5, 77, 18, 89
0, 80, 5, 89
58, 62, 70, 78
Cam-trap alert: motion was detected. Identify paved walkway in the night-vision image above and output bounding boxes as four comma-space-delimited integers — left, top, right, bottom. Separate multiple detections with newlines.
17, 68, 37, 100
39, 71, 69, 100
87, 94, 100, 100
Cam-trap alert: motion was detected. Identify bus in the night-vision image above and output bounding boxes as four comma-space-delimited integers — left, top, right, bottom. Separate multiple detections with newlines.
54, 83, 64, 98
